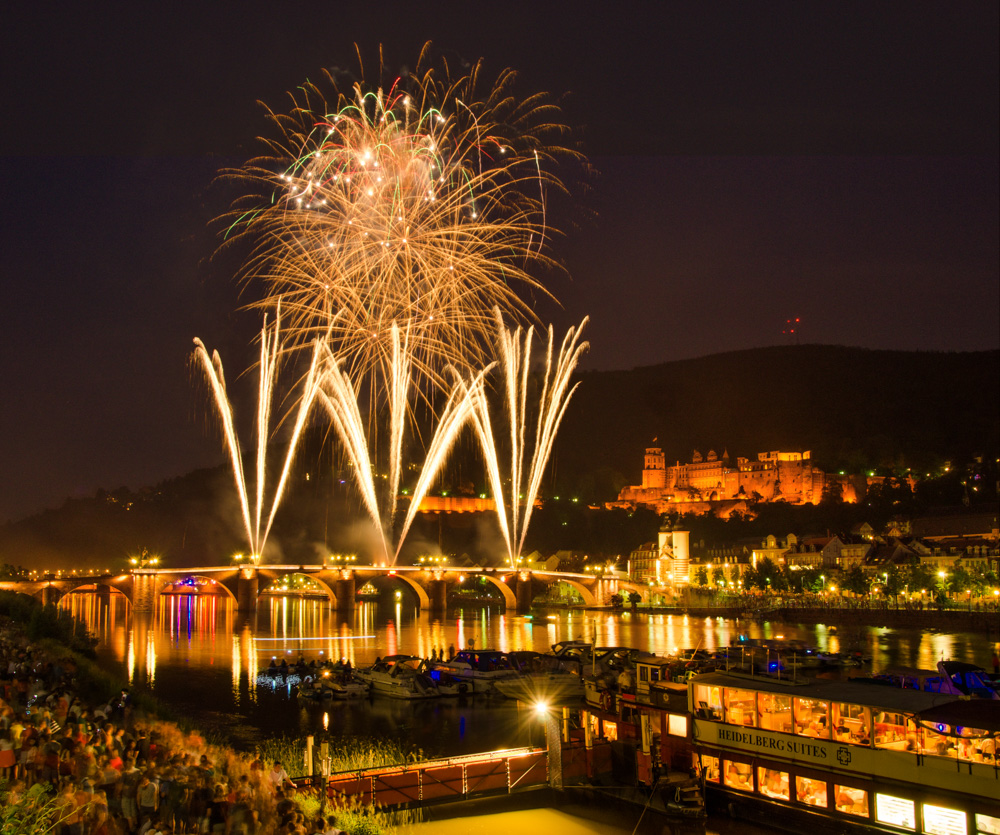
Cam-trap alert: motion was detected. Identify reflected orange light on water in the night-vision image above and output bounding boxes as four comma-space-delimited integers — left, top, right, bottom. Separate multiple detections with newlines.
58, 591, 987, 717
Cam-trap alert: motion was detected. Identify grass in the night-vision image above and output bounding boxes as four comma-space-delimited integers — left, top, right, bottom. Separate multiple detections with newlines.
256, 735, 425, 779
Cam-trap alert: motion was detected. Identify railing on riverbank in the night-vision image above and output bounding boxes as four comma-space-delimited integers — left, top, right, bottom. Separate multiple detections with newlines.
294, 741, 614, 808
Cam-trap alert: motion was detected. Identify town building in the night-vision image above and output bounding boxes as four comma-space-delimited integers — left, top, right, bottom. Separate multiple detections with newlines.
627, 523, 691, 587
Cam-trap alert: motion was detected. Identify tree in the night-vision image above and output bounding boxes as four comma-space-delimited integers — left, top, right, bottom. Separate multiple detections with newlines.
906, 558, 935, 595
731, 565, 743, 589
782, 567, 804, 593
820, 480, 844, 506
843, 565, 868, 596
0, 563, 27, 580
755, 557, 784, 591
694, 566, 708, 586
883, 566, 905, 600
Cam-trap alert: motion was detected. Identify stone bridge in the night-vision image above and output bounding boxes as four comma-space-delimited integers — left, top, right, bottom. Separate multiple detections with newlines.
0, 566, 643, 615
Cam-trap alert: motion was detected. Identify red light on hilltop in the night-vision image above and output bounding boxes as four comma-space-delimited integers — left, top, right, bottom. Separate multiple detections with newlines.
782, 316, 801, 336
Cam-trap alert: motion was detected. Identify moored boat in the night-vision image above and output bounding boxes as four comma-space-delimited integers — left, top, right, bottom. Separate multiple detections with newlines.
429, 650, 520, 694
358, 656, 441, 700
688, 670, 1000, 834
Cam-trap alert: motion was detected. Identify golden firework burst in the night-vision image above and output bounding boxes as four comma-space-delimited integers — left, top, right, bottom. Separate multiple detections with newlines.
217, 43, 585, 393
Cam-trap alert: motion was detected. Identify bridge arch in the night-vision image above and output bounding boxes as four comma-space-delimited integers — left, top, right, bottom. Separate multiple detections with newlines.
357, 571, 431, 610
159, 575, 238, 603
472, 573, 517, 609
256, 569, 335, 604
543, 578, 597, 607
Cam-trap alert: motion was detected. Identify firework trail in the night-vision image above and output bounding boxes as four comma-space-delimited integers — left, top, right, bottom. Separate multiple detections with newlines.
218, 43, 584, 394
316, 324, 484, 564
468, 311, 589, 570
193, 314, 323, 563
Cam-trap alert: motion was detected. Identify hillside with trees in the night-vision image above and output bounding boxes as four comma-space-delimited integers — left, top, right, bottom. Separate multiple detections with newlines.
1, 345, 996, 570
550, 345, 999, 503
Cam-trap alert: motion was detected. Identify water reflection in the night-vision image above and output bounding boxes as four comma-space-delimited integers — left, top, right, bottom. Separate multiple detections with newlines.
58, 591, 990, 754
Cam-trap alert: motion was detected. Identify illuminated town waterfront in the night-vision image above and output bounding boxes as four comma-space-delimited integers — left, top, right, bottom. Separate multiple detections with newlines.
61, 592, 989, 756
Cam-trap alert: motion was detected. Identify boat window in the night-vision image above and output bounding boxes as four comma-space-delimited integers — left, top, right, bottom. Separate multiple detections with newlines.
875, 793, 916, 830
794, 697, 830, 739
757, 692, 793, 733
724, 688, 757, 727
601, 720, 618, 742
639, 666, 649, 683
723, 760, 753, 792
831, 702, 871, 746
923, 804, 968, 835
834, 784, 869, 818
874, 710, 917, 750
700, 753, 719, 783
693, 684, 722, 721
757, 766, 789, 800
667, 713, 687, 737
795, 776, 827, 808
976, 812, 1000, 835
952, 727, 996, 765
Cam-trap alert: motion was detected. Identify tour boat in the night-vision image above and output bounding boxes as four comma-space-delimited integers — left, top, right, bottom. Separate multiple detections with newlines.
688, 670, 1000, 834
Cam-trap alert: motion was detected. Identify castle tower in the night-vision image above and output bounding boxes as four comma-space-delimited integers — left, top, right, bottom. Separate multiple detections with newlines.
642, 447, 666, 489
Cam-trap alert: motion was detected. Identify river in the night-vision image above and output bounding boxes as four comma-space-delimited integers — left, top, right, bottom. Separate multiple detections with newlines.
60, 591, 990, 757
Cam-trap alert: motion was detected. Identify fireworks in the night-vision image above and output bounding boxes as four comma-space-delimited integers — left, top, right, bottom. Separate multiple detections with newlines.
469, 312, 589, 570
193, 314, 323, 564
198, 47, 590, 566
316, 325, 484, 564
218, 43, 583, 392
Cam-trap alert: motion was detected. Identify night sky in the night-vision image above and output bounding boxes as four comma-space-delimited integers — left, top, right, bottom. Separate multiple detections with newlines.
1, 3, 997, 523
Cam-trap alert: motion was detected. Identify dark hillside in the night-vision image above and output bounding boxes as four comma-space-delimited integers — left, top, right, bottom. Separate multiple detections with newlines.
552, 345, 999, 498
1, 345, 996, 569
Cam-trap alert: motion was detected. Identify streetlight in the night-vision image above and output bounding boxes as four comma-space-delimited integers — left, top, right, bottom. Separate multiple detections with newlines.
129, 549, 159, 569
533, 701, 562, 789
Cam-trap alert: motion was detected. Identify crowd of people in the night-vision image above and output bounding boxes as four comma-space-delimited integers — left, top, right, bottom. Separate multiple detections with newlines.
0, 619, 355, 835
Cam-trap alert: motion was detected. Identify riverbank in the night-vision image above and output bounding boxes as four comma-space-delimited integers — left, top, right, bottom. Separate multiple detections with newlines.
0, 599, 422, 835
772, 605, 1000, 635
579, 601, 1000, 634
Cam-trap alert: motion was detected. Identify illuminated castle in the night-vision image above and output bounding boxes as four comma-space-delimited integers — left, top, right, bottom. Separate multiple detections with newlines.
613, 447, 864, 516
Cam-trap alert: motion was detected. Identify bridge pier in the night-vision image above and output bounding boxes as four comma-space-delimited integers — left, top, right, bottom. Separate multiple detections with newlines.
236, 570, 259, 614
40, 585, 61, 607
131, 573, 161, 614
515, 574, 534, 613
429, 579, 448, 613
335, 575, 356, 613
